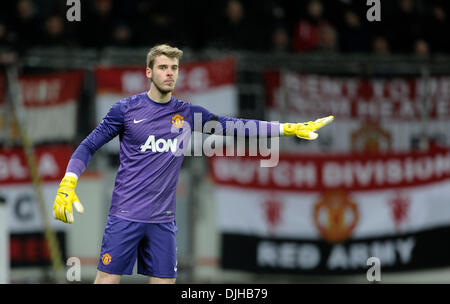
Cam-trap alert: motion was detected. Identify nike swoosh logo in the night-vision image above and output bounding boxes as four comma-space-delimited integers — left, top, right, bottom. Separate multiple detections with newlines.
134, 118, 147, 124
59, 192, 68, 198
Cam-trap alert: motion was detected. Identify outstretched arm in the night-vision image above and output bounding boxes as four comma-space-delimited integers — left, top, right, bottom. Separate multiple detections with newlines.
190, 104, 333, 140
190, 104, 280, 137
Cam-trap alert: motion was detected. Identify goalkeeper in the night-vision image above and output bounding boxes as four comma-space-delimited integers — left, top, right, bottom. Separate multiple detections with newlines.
53, 44, 333, 284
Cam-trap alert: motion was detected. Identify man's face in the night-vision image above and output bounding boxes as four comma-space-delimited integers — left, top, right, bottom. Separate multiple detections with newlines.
146, 55, 179, 94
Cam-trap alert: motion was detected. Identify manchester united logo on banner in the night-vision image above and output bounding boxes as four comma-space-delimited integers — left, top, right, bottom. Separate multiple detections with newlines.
313, 190, 359, 243
351, 121, 392, 153
389, 191, 410, 231
263, 195, 283, 235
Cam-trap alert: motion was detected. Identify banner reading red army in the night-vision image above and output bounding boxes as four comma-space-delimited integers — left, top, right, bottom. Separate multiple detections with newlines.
210, 149, 450, 274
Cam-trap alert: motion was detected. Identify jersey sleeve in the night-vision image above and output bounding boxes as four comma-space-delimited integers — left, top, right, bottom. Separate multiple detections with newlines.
189, 104, 280, 137
66, 100, 126, 177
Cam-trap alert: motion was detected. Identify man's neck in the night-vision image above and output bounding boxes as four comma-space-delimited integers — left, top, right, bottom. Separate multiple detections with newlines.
147, 87, 172, 103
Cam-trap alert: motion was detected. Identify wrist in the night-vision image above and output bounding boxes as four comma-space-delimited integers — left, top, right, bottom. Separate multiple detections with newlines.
281, 123, 298, 137
61, 174, 78, 189
65, 172, 79, 180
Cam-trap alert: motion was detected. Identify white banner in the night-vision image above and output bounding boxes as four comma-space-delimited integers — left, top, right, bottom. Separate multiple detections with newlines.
0, 145, 73, 233
0, 183, 67, 233
0, 145, 72, 267
264, 71, 450, 152
216, 180, 450, 241
211, 151, 450, 273
0, 71, 83, 144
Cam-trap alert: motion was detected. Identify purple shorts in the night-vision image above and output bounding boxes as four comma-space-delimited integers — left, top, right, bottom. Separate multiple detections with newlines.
97, 215, 178, 277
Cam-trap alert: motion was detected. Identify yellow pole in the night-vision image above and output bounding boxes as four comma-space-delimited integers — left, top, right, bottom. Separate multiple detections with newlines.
6, 65, 65, 283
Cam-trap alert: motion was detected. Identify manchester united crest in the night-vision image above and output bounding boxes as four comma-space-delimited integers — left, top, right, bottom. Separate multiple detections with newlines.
171, 114, 184, 128
351, 121, 391, 153
313, 190, 359, 243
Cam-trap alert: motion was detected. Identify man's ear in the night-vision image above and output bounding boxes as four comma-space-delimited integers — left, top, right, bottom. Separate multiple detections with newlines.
146, 67, 152, 79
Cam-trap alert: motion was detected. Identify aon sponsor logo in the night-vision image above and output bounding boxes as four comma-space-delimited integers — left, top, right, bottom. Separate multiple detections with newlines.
140, 135, 178, 153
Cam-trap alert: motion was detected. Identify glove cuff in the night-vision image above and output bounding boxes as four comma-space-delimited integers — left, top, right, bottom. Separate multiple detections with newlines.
59, 175, 77, 189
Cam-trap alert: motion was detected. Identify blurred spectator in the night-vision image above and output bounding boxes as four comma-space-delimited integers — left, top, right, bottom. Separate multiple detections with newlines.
134, 3, 179, 47
261, 0, 289, 30
179, 0, 216, 50
0, 21, 10, 48
424, 4, 450, 54
413, 39, 430, 58
269, 1, 287, 22
40, 14, 66, 47
389, 0, 424, 53
258, 0, 289, 50
292, 0, 329, 53
9, 0, 41, 51
372, 36, 390, 55
111, 22, 133, 47
339, 10, 370, 53
270, 26, 291, 53
208, 0, 258, 50
317, 24, 338, 53
81, 0, 116, 48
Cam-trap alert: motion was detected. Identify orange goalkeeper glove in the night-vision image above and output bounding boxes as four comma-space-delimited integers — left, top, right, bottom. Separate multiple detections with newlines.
282, 115, 334, 140
53, 175, 84, 224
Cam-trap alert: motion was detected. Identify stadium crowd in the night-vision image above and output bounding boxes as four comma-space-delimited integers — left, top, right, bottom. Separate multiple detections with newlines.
0, 0, 449, 56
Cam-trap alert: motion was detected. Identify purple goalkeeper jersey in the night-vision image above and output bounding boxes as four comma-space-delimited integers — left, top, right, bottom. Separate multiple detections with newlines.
66, 92, 279, 223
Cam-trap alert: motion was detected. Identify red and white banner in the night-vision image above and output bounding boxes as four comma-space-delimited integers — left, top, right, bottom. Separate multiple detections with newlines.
0, 145, 72, 185
265, 71, 450, 120
210, 149, 450, 273
0, 145, 71, 267
0, 71, 83, 143
210, 148, 450, 192
264, 71, 450, 153
95, 58, 237, 152
0, 145, 72, 232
